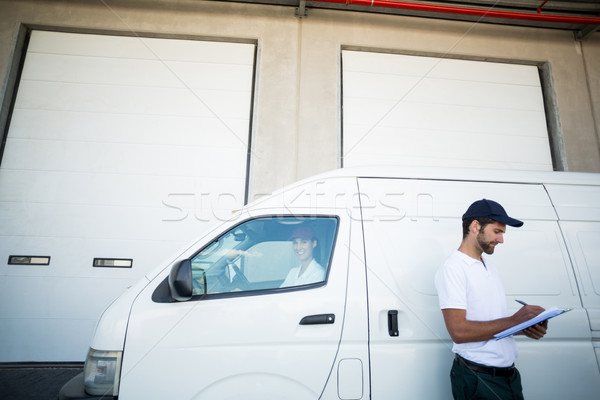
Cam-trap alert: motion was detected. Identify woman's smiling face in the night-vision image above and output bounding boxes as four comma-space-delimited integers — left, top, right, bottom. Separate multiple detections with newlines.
293, 238, 316, 264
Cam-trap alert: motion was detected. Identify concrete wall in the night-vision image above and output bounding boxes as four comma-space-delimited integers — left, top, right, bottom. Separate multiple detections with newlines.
583, 34, 600, 170
1, 0, 599, 201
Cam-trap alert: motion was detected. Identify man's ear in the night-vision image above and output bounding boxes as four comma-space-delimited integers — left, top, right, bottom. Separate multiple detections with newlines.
469, 220, 480, 234
312, 240, 317, 249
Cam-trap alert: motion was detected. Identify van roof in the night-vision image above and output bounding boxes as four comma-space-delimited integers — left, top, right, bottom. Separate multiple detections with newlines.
246, 166, 600, 221
296, 166, 600, 187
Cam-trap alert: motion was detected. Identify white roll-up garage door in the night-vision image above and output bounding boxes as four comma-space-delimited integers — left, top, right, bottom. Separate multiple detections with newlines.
342, 50, 553, 170
0, 31, 255, 361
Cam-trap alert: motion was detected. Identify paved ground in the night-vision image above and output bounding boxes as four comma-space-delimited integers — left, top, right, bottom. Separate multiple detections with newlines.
0, 364, 83, 400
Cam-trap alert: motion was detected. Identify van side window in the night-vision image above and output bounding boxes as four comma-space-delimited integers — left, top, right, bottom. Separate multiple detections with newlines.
190, 217, 338, 297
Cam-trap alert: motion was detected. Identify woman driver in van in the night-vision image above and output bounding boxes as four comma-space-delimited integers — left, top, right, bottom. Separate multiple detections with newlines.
281, 226, 326, 287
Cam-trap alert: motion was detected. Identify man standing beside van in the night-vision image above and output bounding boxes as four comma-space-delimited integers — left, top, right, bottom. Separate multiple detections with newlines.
435, 199, 548, 400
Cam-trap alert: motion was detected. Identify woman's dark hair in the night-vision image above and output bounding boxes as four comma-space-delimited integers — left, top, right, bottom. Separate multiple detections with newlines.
462, 217, 495, 239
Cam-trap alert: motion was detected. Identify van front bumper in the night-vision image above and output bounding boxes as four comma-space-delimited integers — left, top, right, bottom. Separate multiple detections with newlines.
58, 372, 115, 400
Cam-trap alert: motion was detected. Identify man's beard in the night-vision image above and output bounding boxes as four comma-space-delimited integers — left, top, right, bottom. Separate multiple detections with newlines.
477, 232, 495, 254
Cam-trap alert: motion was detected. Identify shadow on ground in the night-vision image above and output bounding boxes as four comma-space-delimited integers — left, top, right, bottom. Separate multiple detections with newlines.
0, 365, 83, 400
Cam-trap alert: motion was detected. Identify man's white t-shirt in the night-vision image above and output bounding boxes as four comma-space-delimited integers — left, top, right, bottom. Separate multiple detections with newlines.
435, 250, 518, 367
281, 259, 326, 287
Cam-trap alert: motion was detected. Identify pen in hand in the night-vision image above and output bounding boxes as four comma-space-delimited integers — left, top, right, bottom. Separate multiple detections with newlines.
515, 299, 528, 306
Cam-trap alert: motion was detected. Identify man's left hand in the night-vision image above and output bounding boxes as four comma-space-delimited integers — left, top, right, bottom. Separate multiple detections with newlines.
520, 320, 548, 340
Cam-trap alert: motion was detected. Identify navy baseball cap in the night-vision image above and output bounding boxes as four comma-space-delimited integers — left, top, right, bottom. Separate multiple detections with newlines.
462, 199, 524, 227
289, 226, 315, 241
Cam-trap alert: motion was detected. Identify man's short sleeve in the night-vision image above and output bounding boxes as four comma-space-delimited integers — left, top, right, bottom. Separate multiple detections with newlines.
435, 255, 468, 310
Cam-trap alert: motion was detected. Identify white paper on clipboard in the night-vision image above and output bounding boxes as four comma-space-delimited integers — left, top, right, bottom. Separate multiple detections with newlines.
494, 306, 571, 340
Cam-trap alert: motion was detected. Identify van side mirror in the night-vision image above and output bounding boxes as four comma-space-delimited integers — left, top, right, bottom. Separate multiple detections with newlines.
169, 259, 193, 301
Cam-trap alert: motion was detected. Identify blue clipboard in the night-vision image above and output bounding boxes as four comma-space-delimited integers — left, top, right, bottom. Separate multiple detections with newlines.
494, 306, 571, 340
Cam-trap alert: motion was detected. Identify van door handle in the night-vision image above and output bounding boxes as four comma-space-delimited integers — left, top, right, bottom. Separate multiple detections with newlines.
388, 310, 399, 336
299, 314, 335, 325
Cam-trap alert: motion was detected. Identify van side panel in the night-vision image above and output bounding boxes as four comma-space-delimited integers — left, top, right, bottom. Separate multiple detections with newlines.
546, 183, 600, 370
559, 222, 600, 330
359, 178, 600, 399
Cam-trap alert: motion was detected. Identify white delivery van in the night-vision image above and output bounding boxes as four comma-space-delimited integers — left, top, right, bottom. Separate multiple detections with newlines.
59, 166, 600, 399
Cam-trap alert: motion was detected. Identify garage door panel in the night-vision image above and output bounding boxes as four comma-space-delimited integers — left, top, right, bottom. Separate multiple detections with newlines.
21, 53, 184, 87
168, 61, 254, 90
27, 31, 159, 59
344, 72, 544, 111
342, 71, 420, 99
1, 139, 247, 176
0, 200, 232, 241
344, 51, 438, 76
22, 53, 254, 92
148, 39, 254, 64
8, 109, 248, 147
428, 58, 541, 85
406, 78, 545, 111
14, 81, 239, 118
0, 170, 243, 207
346, 127, 552, 166
0, 276, 133, 319
346, 152, 546, 171
0, 31, 254, 362
28, 31, 255, 65
190, 88, 252, 118
344, 99, 548, 137
16, 82, 251, 119
0, 318, 97, 361
343, 51, 540, 86
342, 50, 553, 171
346, 125, 546, 156
381, 102, 548, 136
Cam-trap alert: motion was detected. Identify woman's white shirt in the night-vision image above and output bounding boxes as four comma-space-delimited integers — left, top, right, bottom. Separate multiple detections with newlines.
281, 259, 326, 287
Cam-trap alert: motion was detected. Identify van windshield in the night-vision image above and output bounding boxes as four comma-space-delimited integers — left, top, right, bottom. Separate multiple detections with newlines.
190, 216, 338, 296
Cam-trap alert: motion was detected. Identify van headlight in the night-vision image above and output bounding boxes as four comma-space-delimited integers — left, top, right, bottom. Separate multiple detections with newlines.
83, 348, 122, 396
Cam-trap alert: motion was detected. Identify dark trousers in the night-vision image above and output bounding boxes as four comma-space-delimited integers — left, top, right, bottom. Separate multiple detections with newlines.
450, 357, 524, 400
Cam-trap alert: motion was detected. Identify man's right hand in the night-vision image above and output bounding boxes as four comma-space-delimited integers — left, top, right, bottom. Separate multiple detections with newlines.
512, 305, 545, 324
512, 305, 548, 340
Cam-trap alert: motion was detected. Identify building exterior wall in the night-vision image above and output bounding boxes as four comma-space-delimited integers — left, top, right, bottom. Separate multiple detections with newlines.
0, 0, 599, 199
583, 34, 600, 170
